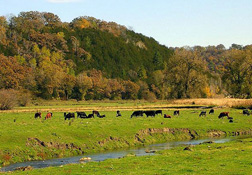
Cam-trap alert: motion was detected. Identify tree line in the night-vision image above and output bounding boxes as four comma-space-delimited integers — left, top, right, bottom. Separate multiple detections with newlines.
0, 11, 252, 102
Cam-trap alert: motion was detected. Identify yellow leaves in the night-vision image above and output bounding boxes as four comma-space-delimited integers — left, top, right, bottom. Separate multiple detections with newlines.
57, 32, 65, 38
77, 19, 91, 29
76, 73, 93, 91
204, 86, 213, 98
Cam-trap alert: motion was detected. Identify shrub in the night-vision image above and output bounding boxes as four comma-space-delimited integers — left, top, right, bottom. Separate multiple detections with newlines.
17, 90, 31, 107
142, 90, 157, 102
0, 89, 18, 110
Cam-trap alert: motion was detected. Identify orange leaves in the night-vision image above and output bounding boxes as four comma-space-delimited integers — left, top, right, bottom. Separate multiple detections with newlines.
0, 55, 32, 89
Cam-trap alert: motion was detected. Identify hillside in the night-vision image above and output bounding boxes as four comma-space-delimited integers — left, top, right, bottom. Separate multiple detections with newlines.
0, 11, 252, 102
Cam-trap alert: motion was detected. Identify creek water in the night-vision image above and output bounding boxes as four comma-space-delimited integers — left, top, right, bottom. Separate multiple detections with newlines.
0, 136, 249, 172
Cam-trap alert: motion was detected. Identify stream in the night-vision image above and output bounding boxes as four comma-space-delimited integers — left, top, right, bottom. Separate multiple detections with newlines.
1, 136, 249, 172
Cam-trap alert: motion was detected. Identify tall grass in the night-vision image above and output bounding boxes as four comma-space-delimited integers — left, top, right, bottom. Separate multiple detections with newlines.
173, 98, 252, 108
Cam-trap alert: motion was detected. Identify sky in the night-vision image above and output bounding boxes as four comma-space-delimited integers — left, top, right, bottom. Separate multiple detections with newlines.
0, 0, 252, 48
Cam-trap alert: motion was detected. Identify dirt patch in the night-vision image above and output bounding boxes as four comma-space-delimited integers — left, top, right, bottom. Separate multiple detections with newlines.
14, 165, 33, 171
231, 129, 252, 136
26, 138, 84, 154
208, 130, 227, 137
134, 128, 199, 142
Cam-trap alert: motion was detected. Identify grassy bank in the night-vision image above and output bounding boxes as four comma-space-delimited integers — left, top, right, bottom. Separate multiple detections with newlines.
3, 138, 252, 175
0, 103, 252, 167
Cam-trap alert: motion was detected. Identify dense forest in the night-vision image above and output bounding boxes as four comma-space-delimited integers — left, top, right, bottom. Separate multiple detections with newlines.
0, 11, 252, 103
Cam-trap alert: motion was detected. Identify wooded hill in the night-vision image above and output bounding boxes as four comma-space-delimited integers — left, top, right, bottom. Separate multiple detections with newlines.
0, 11, 252, 101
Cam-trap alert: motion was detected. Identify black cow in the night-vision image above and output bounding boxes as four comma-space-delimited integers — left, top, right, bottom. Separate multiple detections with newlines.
209, 109, 214, 114
155, 110, 162, 115
77, 112, 87, 118
34, 112, 41, 119
144, 110, 156, 117
93, 110, 100, 117
97, 114, 106, 118
174, 110, 180, 116
64, 112, 75, 120
218, 112, 229, 119
131, 111, 144, 118
116, 110, 122, 117
243, 109, 250, 116
87, 114, 94, 118
199, 111, 207, 117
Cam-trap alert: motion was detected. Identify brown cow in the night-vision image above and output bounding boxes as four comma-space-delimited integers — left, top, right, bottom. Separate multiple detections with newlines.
218, 112, 229, 119
164, 114, 171, 118
45, 112, 52, 120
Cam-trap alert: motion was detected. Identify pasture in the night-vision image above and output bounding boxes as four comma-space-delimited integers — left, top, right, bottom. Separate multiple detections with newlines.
0, 99, 252, 174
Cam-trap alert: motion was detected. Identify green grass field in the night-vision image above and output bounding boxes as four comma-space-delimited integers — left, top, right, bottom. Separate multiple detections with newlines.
0, 101, 252, 174
5, 138, 252, 175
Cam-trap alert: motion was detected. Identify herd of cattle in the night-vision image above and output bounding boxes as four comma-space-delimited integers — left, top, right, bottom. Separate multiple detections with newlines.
34, 110, 121, 120
34, 109, 251, 122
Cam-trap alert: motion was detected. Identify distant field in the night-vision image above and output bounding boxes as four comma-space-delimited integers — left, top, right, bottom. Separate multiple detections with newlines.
173, 98, 252, 108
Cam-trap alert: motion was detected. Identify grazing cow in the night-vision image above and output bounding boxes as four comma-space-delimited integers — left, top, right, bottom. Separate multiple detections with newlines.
87, 114, 94, 118
45, 112, 52, 120
97, 114, 106, 118
116, 110, 122, 117
209, 109, 214, 114
64, 112, 75, 120
164, 114, 171, 118
131, 111, 144, 118
93, 110, 100, 117
155, 110, 162, 115
199, 111, 207, 117
229, 119, 234, 123
77, 112, 87, 118
34, 112, 41, 119
243, 109, 250, 116
144, 110, 156, 117
218, 112, 229, 119
174, 110, 180, 116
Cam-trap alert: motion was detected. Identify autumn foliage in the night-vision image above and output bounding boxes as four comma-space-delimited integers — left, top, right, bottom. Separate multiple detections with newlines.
0, 11, 252, 103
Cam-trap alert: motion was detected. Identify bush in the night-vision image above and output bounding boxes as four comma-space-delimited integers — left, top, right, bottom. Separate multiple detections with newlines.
17, 90, 31, 107
142, 90, 157, 102
0, 89, 18, 110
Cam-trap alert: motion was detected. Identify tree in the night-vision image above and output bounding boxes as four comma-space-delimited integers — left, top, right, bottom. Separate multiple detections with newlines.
61, 74, 76, 100
230, 44, 243, 50
76, 73, 93, 100
165, 48, 208, 98
0, 16, 7, 45
42, 12, 61, 27
71, 36, 79, 56
222, 47, 252, 98
138, 65, 147, 80
105, 79, 124, 100
0, 55, 32, 89
122, 80, 140, 99
153, 51, 163, 70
